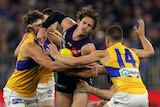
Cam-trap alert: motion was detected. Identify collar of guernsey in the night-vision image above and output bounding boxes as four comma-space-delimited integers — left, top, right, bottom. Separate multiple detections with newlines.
103, 42, 147, 94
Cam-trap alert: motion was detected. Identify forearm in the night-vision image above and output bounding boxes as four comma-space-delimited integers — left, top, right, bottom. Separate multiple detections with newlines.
54, 55, 85, 66
133, 36, 155, 58
67, 64, 98, 78
49, 61, 74, 71
42, 11, 67, 29
89, 86, 114, 100
139, 36, 154, 55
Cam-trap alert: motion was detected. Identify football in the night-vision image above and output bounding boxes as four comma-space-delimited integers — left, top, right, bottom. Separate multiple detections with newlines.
60, 48, 73, 56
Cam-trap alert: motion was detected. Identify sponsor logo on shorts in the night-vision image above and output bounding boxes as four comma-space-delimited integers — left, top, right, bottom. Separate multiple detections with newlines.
48, 95, 53, 97
47, 89, 53, 94
56, 83, 66, 89
12, 99, 23, 104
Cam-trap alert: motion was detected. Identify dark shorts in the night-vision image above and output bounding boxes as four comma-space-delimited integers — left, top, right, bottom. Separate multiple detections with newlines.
55, 72, 93, 93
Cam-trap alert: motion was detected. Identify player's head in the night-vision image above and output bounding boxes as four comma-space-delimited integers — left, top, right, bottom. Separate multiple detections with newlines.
105, 25, 123, 47
42, 8, 53, 21
22, 9, 44, 33
76, 5, 100, 32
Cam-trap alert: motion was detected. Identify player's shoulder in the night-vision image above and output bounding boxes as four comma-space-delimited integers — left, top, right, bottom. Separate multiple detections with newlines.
96, 49, 108, 55
23, 42, 40, 52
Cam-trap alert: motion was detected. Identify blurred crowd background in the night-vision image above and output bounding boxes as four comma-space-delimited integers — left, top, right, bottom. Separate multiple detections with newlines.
0, 0, 160, 90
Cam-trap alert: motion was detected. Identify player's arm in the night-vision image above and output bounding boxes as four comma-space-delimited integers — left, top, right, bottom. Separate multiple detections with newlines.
61, 43, 98, 77
66, 63, 98, 78
76, 80, 115, 100
55, 50, 107, 66
14, 33, 28, 57
47, 43, 107, 66
78, 43, 98, 77
37, 11, 76, 42
131, 18, 155, 58
21, 43, 74, 72
47, 30, 61, 48
97, 64, 107, 75
90, 84, 115, 100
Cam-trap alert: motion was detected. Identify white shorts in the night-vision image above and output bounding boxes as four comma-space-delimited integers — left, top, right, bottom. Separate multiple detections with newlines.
3, 88, 38, 107
104, 92, 148, 107
37, 78, 55, 102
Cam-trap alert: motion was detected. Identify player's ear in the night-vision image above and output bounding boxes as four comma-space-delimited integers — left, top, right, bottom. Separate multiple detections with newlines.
106, 37, 110, 47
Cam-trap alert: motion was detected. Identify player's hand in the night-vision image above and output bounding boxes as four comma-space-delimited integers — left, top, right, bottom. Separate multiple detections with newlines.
76, 79, 90, 93
37, 28, 47, 43
133, 18, 145, 37
47, 43, 59, 58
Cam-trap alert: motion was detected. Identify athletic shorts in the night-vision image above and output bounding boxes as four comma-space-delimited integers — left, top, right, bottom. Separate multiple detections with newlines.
103, 92, 148, 107
3, 88, 38, 107
37, 78, 55, 102
56, 72, 94, 93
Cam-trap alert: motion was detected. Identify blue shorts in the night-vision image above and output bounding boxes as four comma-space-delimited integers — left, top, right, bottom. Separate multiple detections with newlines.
55, 72, 93, 93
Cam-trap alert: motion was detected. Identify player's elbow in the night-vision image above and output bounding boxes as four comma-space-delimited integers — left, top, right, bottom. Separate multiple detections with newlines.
146, 49, 155, 57
149, 49, 155, 57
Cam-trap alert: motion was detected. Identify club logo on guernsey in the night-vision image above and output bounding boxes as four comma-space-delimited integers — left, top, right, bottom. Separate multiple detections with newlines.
71, 47, 80, 57
119, 68, 140, 78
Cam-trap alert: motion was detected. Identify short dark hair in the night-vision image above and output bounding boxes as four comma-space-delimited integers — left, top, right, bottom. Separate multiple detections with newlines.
42, 8, 53, 15
106, 25, 123, 42
76, 5, 100, 31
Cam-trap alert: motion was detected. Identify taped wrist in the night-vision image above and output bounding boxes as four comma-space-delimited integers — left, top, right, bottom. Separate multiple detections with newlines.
42, 11, 67, 29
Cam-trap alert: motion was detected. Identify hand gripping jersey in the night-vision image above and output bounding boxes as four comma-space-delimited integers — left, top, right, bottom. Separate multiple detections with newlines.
104, 42, 147, 94
5, 33, 42, 97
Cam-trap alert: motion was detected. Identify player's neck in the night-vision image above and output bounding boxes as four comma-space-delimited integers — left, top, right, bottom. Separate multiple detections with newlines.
72, 29, 88, 41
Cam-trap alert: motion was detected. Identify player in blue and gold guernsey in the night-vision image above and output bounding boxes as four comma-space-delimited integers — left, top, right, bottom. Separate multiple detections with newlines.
13, 31, 62, 107
47, 18, 155, 107
3, 10, 74, 107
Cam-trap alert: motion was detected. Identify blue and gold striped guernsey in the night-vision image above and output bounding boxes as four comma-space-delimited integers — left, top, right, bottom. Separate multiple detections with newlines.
38, 29, 62, 83
5, 33, 42, 97
104, 42, 147, 94
38, 38, 54, 83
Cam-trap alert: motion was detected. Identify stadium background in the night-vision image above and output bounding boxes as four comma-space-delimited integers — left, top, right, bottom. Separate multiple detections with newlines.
0, 0, 160, 106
